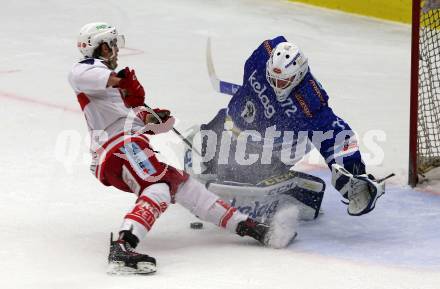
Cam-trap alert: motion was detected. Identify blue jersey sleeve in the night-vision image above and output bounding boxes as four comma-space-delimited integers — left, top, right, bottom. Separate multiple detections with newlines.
308, 106, 366, 175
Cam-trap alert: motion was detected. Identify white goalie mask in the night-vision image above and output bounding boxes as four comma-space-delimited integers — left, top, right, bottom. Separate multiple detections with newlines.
266, 42, 308, 102
77, 22, 125, 60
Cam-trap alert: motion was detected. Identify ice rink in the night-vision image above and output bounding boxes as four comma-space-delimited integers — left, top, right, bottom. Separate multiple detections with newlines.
1, 0, 439, 288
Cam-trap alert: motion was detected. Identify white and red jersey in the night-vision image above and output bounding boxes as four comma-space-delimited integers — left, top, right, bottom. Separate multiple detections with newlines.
68, 58, 145, 177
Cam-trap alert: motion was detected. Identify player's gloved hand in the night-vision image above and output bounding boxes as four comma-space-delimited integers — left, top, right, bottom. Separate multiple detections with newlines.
134, 107, 175, 135
134, 107, 171, 124
145, 108, 171, 124
118, 67, 145, 107
331, 164, 385, 216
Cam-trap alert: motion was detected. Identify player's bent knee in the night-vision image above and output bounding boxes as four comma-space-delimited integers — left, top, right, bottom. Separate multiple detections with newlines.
175, 177, 219, 219
175, 177, 247, 231
140, 183, 172, 209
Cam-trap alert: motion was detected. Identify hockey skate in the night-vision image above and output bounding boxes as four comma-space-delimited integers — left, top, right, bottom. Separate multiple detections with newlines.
236, 218, 270, 244
107, 233, 156, 275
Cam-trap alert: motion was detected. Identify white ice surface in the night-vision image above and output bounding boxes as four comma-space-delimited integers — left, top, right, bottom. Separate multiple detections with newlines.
0, 0, 439, 288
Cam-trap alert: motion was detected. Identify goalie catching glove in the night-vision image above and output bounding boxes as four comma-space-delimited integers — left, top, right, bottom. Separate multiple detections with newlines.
331, 164, 385, 216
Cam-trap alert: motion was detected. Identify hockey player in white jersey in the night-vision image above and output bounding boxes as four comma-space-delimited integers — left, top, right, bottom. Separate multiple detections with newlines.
68, 23, 297, 275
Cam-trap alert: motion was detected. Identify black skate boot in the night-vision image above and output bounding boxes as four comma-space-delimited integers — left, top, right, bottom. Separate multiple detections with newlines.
236, 218, 270, 245
107, 231, 156, 275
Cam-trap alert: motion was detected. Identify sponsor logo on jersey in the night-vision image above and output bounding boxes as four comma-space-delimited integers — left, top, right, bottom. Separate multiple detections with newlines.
294, 93, 313, 118
309, 79, 326, 106
241, 101, 256, 123
248, 70, 276, 119
263, 40, 273, 55
120, 142, 157, 180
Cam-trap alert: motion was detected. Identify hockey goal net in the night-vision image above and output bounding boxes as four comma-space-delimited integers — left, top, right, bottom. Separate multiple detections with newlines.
409, 0, 440, 186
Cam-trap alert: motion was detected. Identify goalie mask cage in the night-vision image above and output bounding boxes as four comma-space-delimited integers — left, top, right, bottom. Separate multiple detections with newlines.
409, 0, 440, 186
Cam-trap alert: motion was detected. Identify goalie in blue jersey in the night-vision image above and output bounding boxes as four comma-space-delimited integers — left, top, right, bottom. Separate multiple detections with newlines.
184, 36, 388, 221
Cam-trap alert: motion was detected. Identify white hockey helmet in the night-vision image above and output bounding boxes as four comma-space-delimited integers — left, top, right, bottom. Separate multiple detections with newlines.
266, 42, 308, 101
77, 22, 125, 58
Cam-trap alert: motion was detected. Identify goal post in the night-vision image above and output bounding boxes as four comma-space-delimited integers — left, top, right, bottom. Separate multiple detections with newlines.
409, 0, 440, 186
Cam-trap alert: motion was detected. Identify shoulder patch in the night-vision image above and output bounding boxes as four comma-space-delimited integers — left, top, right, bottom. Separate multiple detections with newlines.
295, 93, 313, 118
79, 58, 95, 65
263, 40, 273, 56
265, 36, 288, 56
309, 79, 327, 106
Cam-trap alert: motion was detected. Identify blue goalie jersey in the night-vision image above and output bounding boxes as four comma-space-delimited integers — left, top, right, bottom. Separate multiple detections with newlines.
222, 36, 365, 174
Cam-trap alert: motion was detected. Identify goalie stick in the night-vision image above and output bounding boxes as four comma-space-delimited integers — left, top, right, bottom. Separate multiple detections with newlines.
206, 38, 241, 96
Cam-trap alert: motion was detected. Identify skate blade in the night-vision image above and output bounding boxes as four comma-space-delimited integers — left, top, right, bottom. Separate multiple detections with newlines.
107, 261, 156, 275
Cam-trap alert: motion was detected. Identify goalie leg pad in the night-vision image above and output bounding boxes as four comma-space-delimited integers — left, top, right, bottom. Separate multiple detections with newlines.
207, 170, 326, 221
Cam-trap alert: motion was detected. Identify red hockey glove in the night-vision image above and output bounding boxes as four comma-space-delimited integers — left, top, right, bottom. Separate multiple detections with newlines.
134, 107, 175, 135
135, 107, 171, 124
146, 108, 171, 124
118, 67, 145, 107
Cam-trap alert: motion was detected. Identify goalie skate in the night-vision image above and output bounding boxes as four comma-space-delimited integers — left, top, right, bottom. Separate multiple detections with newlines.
107, 234, 156, 275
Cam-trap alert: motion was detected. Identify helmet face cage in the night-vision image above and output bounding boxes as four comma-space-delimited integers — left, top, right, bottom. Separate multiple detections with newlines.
266, 42, 308, 101
266, 68, 295, 90
110, 35, 125, 50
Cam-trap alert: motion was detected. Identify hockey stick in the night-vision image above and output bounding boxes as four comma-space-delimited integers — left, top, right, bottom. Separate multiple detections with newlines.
206, 38, 241, 96
142, 104, 202, 157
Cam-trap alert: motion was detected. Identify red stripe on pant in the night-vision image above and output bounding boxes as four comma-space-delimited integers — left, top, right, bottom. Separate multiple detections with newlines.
220, 207, 237, 228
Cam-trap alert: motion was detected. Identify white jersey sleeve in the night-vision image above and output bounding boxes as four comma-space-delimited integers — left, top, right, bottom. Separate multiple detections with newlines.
71, 63, 112, 94
68, 58, 145, 147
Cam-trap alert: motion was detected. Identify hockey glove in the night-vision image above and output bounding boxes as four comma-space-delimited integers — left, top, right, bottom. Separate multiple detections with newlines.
134, 107, 175, 135
118, 67, 145, 107
135, 107, 171, 124
331, 164, 385, 216
147, 108, 171, 124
